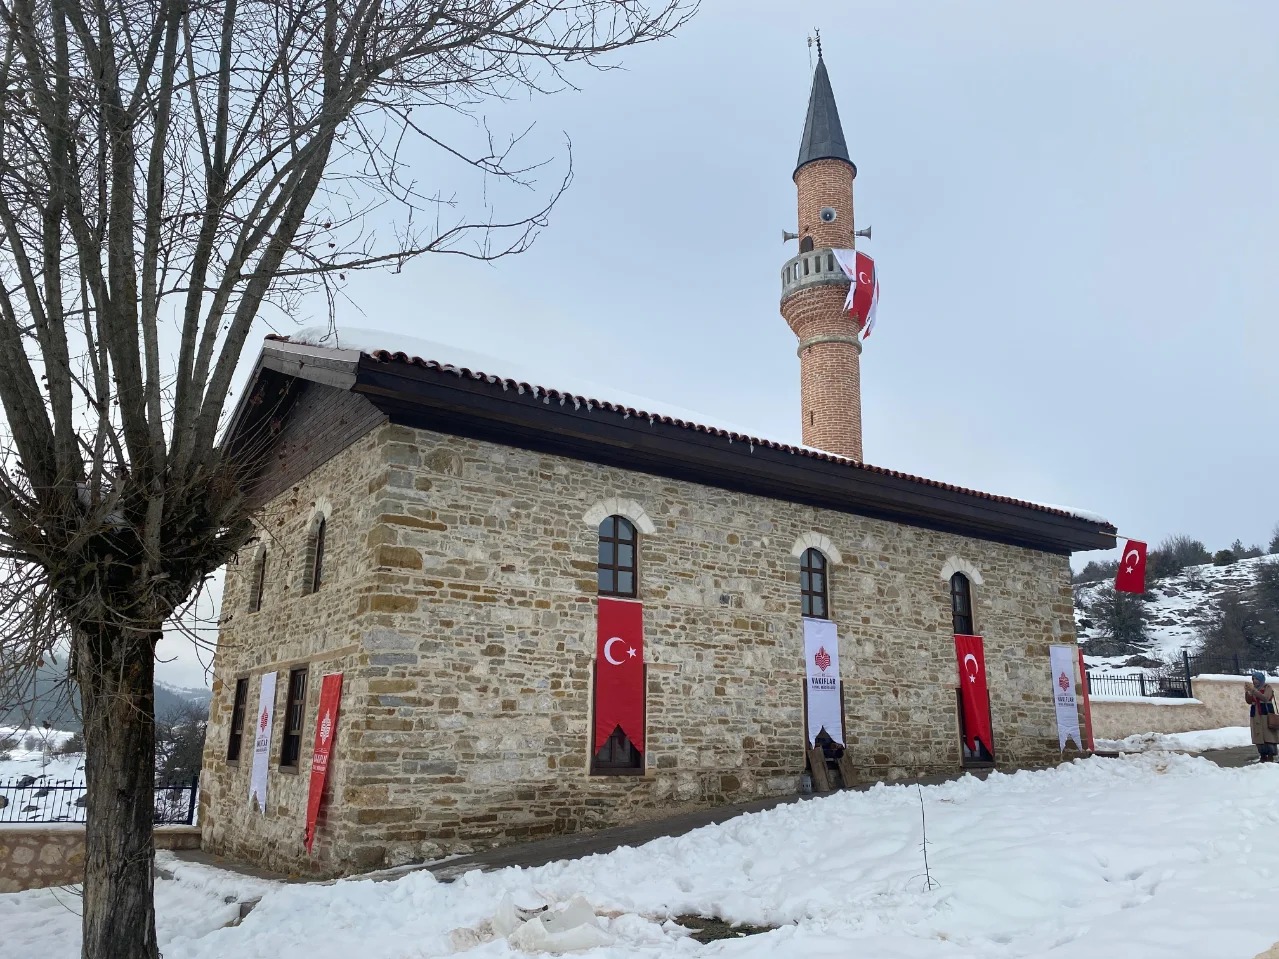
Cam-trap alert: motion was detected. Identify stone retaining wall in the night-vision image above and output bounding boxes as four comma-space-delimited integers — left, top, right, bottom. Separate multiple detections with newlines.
0, 826, 200, 893
1089, 675, 1254, 740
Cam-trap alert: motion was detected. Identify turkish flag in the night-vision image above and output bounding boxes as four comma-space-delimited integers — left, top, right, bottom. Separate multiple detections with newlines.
595, 598, 645, 755
954, 634, 993, 755
841, 251, 879, 338
1114, 540, 1148, 594
304, 673, 343, 854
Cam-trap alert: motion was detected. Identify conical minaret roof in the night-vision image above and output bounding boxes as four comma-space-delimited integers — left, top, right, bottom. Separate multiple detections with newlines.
795, 55, 854, 177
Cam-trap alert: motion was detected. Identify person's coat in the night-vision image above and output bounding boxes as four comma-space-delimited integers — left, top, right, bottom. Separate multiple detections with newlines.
1246, 684, 1279, 745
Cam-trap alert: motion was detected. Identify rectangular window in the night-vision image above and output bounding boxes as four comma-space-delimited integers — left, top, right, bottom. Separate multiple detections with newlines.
279, 667, 308, 769
597, 516, 639, 599
226, 678, 249, 762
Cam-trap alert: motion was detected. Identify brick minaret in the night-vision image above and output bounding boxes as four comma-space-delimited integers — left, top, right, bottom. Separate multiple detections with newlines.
780, 52, 863, 461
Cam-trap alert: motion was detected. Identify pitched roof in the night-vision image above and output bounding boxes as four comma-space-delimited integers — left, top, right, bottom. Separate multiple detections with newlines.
247, 335, 1116, 554
796, 56, 853, 176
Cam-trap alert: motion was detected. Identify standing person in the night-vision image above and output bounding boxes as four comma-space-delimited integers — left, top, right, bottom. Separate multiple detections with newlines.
1245, 671, 1279, 763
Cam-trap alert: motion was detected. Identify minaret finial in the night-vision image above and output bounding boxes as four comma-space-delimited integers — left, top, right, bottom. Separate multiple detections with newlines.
814, 28, 823, 61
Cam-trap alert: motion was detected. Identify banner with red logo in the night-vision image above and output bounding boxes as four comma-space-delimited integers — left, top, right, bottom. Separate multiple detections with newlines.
248, 671, 277, 812
803, 617, 844, 746
304, 673, 343, 854
1050, 645, 1082, 752
595, 598, 645, 755
954, 635, 993, 755
1114, 539, 1148, 594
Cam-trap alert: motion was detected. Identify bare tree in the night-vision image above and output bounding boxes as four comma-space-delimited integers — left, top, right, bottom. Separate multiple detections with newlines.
0, 1, 695, 956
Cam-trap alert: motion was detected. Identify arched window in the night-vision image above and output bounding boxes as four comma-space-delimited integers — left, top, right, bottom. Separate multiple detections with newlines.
248, 547, 267, 613
800, 548, 829, 619
597, 515, 637, 598
799, 235, 815, 254
306, 515, 327, 595
951, 573, 974, 635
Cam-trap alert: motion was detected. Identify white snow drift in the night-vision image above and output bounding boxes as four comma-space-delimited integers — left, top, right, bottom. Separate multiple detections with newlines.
4, 753, 1279, 958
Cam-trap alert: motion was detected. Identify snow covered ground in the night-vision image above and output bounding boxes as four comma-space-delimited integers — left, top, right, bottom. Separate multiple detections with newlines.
5, 753, 1279, 958
1096, 726, 1253, 753
0, 727, 87, 823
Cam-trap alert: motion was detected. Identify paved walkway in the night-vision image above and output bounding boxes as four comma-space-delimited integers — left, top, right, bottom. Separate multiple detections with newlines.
1199, 746, 1258, 768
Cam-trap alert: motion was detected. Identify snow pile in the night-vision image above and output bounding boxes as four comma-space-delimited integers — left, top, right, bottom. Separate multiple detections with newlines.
8, 754, 1279, 957
1096, 726, 1253, 753
0, 852, 277, 958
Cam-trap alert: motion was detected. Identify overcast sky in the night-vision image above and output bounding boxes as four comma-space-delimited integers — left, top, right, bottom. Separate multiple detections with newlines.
158, 1, 1279, 687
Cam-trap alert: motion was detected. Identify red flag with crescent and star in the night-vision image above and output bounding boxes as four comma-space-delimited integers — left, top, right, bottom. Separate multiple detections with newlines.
841, 251, 879, 339
954, 634, 993, 754
304, 673, 343, 854
1114, 540, 1148, 594
595, 598, 645, 755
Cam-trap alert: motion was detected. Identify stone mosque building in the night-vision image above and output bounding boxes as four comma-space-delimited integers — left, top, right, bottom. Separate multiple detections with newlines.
199, 52, 1113, 877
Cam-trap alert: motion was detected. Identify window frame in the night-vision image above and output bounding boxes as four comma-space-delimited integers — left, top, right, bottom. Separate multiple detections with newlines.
248, 546, 267, 613
310, 517, 327, 594
278, 667, 309, 771
950, 572, 975, 636
226, 677, 250, 763
597, 515, 639, 599
800, 548, 830, 619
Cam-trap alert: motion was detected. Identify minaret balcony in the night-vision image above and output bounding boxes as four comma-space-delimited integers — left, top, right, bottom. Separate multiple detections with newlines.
781, 248, 850, 302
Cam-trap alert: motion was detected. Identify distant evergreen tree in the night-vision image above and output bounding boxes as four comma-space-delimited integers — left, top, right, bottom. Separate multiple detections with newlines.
1086, 585, 1149, 656
1200, 591, 1276, 670
1214, 549, 1238, 567
1269, 524, 1279, 555
155, 703, 208, 784
1073, 559, 1119, 585
1253, 559, 1279, 646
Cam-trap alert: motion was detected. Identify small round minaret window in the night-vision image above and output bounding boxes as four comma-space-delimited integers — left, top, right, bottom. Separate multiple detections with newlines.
819, 207, 837, 223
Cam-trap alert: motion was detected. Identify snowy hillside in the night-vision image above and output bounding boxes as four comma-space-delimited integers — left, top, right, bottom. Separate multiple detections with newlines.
1075, 554, 1274, 668
0, 675, 210, 731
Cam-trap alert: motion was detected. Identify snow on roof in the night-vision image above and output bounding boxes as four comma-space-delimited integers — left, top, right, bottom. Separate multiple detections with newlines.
277, 326, 1114, 528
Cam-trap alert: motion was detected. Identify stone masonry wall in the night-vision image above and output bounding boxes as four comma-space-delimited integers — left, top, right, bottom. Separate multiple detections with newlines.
1090, 676, 1256, 741
0, 828, 84, 892
200, 427, 389, 876
0, 826, 199, 892
201, 418, 1083, 878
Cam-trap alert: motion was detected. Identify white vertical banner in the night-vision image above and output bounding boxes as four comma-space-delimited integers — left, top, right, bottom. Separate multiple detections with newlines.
248, 671, 277, 812
803, 618, 844, 747
1049, 645, 1082, 752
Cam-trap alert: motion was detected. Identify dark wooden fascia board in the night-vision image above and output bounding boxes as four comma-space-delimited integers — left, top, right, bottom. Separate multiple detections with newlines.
352, 359, 1113, 554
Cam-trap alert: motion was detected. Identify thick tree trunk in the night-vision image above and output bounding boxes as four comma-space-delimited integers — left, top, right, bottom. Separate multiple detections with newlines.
77, 623, 160, 959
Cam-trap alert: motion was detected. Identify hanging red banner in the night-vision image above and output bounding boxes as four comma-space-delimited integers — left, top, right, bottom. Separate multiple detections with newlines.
304, 672, 343, 854
1077, 647, 1095, 751
954, 634, 994, 755
594, 598, 645, 755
